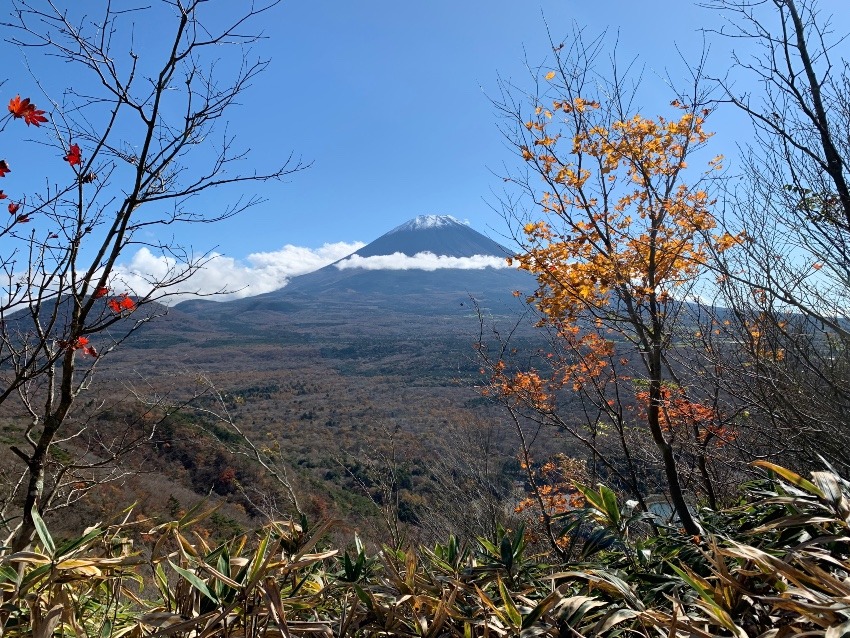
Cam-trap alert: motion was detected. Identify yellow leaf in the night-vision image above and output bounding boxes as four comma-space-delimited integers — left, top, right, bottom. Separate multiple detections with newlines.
545, 71, 556, 80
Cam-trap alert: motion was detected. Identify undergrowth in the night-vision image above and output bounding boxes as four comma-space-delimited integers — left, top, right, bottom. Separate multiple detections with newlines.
2, 460, 848, 636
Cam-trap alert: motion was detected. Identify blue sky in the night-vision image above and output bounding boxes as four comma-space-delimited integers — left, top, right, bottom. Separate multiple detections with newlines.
2, 1, 846, 299
237, 0, 727, 251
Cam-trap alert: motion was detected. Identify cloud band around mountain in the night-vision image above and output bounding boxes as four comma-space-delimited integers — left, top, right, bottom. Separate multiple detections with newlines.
112, 241, 366, 303
109, 246, 511, 305
334, 252, 510, 271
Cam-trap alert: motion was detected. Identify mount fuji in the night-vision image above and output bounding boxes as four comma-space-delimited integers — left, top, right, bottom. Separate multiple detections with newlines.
346, 215, 511, 259
276, 215, 527, 301
176, 215, 536, 322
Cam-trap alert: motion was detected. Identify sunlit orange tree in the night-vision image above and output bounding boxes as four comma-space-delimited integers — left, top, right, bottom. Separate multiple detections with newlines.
0, 0, 301, 551
490, 37, 741, 535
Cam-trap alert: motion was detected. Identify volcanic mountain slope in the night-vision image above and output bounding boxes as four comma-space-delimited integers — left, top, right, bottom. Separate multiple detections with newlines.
115, 214, 541, 383
109, 215, 544, 414
351, 215, 512, 258
279, 215, 525, 302
177, 215, 537, 328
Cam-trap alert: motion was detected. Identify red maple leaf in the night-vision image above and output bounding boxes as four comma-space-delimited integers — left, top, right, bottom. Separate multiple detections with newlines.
8, 95, 48, 127
92, 286, 109, 299
16, 214, 31, 223
57, 336, 96, 356
8, 202, 19, 214
64, 144, 82, 167
0, 161, 10, 177
0, 191, 6, 200
107, 293, 136, 314
26, 110, 48, 127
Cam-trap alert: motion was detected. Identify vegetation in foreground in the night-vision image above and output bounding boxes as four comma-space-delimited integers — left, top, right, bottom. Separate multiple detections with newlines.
1, 461, 848, 637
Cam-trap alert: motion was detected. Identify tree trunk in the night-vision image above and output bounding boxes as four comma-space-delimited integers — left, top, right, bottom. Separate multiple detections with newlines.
647, 370, 700, 535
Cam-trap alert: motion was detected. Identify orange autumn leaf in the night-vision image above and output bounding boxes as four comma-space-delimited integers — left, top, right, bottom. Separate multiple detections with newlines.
58, 336, 87, 350
513, 454, 588, 549
8, 95, 48, 127
635, 386, 734, 444
92, 286, 109, 299
7, 95, 30, 117
514, 108, 723, 324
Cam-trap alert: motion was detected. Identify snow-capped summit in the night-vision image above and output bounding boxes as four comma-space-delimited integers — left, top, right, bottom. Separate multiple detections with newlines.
353, 215, 509, 259
387, 215, 465, 233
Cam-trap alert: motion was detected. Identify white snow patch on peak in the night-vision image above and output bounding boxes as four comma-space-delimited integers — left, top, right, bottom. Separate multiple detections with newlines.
388, 215, 465, 233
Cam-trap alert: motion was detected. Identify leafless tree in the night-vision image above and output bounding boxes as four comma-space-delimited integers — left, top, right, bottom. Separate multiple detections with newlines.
0, 0, 305, 550
418, 414, 516, 546
700, 0, 850, 471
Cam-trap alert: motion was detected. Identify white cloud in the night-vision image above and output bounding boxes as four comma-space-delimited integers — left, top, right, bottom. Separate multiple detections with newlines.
335, 251, 510, 271
111, 241, 365, 304
107, 246, 511, 304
